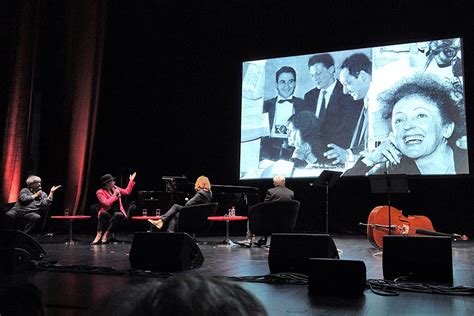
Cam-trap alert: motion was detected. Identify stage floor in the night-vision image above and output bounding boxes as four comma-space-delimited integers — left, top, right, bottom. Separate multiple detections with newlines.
3, 233, 474, 315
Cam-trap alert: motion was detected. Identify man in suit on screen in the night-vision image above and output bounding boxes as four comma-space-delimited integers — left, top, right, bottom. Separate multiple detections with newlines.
260, 66, 306, 161
304, 53, 363, 164
323, 53, 372, 166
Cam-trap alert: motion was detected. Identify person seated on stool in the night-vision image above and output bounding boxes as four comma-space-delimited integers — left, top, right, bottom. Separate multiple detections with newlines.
3, 175, 61, 236
256, 174, 294, 246
92, 172, 136, 244
148, 175, 212, 232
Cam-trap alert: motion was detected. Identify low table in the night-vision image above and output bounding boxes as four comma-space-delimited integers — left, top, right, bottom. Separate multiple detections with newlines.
207, 216, 248, 246
50, 215, 91, 244
131, 216, 161, 232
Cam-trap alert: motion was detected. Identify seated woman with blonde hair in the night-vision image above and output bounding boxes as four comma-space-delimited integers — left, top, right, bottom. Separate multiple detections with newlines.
149, 175, 212, 232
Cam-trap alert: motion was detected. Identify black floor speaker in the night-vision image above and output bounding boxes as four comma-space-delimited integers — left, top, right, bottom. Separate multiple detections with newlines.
383, 235, 453, 283
0, 230, 45, 260
0, 230, 44, 276
0, 248, 34, 276
268, 233, 339, 274
308, 258, 366, 297
129, 232, 204, 272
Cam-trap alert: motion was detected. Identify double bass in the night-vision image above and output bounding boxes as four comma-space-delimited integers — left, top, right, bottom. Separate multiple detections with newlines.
361, 205, 467, 249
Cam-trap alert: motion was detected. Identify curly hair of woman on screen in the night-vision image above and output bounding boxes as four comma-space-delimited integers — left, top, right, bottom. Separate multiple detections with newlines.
345, 72, 467, 176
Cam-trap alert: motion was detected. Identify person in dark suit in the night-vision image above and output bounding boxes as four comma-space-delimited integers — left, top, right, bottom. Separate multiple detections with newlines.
323, 53, 372, 166
237, 175, 295, 248
264, 175, 294, 202
148, 176, 212, 232
304, 54, 363, 163
254, 175, 294, 246
260, 66, 306, 161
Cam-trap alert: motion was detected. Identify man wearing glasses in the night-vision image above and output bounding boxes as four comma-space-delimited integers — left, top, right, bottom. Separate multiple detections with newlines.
4, 175, 61, 235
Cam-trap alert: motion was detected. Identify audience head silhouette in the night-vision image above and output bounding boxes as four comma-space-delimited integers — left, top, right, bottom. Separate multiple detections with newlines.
90, 274, 268, 316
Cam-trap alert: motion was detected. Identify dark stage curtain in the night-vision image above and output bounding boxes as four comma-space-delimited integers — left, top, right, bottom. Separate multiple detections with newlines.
0, 0, 106, 214
62, 0, 106, 214
1, 0, 41, 203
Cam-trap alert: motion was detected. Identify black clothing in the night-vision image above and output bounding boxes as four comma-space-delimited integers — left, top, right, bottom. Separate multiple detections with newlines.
161, 189, 213, 232
264, 185, 294, 202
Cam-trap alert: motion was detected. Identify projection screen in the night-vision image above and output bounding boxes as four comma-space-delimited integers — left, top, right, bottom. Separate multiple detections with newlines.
240, 37, 467, 179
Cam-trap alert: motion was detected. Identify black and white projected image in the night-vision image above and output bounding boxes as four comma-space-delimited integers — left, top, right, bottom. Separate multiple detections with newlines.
239, 37, 468, 180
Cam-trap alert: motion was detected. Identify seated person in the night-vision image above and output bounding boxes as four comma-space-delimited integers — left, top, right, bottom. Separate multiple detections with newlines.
90, 274, 268, 316
238, 175, 295, 247
92, 172, 136, 244
148, 175, 212, 232
3, 175, 61, 235
257, 175, 295, 246
90, 200, 136, 219
345, 72, 467, 176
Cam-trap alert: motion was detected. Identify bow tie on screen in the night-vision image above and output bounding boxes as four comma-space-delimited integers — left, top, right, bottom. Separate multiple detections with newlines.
278, 99, 294, 104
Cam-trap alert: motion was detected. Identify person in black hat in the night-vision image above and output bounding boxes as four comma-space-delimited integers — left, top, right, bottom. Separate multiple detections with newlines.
92, 172, 137, 244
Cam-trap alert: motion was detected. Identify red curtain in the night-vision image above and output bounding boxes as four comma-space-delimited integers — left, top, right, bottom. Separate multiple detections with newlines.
1, 0, 105, 210
1, 0, 41, 203
62, 0, 106, 214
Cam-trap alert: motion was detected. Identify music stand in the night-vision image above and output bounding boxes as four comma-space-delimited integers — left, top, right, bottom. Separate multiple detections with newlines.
369, 173, 410, 235
313, 170, 343, 234
162, 176, 188, 193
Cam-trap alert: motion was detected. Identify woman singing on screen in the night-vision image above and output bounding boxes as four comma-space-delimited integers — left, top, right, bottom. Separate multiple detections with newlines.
345, 72, 468, 176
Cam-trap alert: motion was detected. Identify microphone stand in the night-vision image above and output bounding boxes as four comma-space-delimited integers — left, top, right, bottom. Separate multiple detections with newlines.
325, 178, 330, 234
385, 171, 392, 235
369, 172, 409, 244
313, 170, 342, 235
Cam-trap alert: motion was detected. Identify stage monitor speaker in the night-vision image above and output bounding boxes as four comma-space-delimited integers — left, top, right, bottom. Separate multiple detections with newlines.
308, 258, 366, 297
129, 232, 204, 272
268, 233, 339, 274
383, 235, 453, 283
0, 230, 45, 260
0, 248, 35, 276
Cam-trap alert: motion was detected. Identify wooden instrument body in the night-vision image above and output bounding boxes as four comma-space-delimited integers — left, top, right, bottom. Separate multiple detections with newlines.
366, 205, 435, 249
